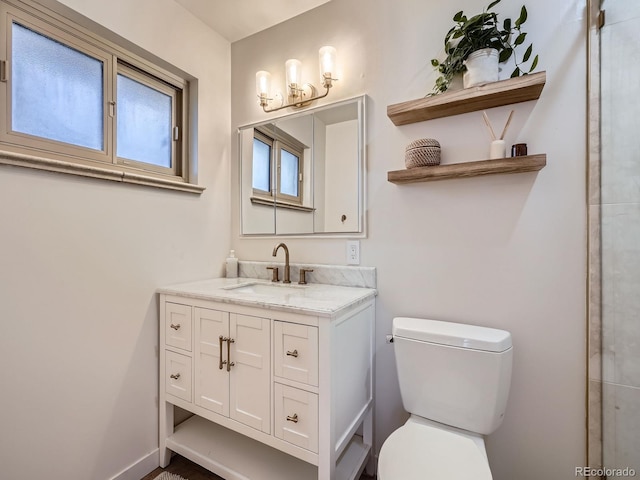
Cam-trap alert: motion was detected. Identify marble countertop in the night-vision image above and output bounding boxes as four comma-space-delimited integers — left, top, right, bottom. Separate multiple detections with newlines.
158, 277, 377, 317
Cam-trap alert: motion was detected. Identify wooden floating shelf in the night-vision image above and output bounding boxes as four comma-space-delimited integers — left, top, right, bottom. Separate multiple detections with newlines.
387, 71, 546, 126
387, 154, 546, 184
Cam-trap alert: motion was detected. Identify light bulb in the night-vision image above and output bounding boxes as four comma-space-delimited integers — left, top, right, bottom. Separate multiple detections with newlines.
319, 46, 336, 79
255, 70, 271, 97
285, 59, 302, 88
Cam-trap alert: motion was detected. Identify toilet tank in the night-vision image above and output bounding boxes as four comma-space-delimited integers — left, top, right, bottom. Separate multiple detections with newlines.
392, 317, 513, 435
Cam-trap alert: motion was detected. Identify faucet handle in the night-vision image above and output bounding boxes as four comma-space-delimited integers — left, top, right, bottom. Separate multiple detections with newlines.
266, 266, 279, 282
298, 268, 314, 285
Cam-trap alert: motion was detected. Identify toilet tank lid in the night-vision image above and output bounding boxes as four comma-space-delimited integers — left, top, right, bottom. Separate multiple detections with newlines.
393, 317, 512, 352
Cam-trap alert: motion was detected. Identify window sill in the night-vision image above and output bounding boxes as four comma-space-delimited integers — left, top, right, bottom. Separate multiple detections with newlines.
250, 196, 314, 212
0, 150, 205, 194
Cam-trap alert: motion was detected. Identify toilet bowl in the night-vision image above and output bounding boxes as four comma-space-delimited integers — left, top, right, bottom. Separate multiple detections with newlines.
378, 416, 492, 480
378, 317, 513, 479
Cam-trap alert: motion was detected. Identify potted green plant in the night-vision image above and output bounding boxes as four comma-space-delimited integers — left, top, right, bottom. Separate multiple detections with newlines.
431, 0, 539, 93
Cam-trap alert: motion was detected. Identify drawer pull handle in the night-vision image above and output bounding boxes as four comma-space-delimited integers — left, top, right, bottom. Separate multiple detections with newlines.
227, 337, 235, 372
219, 336, 235, 371
169, 373, 180, 380
170, 323, 181, 330
286, 414, 299, 423
286, 349, 299, 358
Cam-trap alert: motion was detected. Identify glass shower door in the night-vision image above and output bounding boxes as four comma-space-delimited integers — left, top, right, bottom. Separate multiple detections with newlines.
600, 0, 640, 476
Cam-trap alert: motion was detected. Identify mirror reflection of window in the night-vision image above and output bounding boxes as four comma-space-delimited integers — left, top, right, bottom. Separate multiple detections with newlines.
279, 148, 300, 199
252, 126, 305, 207
252, 134, 272, 194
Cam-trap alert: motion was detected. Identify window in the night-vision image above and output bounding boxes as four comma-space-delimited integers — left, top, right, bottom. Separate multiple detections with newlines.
252, 132, 272, 195
279, 147, 300, 200
116, 65, 179, 176
0, 0, 199, 192
11, 22, 104, 151
252, 126, 305, 207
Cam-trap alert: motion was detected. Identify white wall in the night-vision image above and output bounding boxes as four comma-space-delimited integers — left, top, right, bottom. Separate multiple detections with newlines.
0, 1, 230, 479
231, 0, 587, 478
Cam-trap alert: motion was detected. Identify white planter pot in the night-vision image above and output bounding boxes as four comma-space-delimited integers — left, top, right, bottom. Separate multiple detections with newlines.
448, 73, 464, 92
463, 48, 499, 88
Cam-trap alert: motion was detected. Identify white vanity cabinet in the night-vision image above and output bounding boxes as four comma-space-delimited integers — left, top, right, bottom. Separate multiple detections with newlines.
158, 279, 375, 480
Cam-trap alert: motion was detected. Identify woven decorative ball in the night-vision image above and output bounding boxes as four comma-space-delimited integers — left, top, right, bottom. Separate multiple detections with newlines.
404, 138, 441, 168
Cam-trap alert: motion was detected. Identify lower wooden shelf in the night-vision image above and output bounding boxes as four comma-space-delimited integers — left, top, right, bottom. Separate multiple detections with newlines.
387, 154, 546, 184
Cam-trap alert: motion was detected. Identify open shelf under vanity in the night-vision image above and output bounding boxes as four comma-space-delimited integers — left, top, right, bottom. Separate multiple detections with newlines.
167, 415, 370, 480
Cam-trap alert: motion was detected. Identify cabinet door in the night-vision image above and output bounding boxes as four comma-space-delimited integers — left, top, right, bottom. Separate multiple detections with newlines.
194, 307, 230, 416
229, 313, 271, 434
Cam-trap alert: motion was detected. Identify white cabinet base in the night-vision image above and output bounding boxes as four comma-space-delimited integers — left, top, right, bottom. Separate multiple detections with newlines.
167, 415, 371, 480
159, 289, 375, 480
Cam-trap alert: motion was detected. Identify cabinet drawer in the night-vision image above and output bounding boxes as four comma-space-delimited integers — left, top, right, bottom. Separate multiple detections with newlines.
274, 321, 318, 386
165, 350, 192, 402
274, 383, 318, 453
165, 303, 192, 352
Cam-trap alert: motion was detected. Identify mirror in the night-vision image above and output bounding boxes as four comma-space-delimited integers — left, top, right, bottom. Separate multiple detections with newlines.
239, 95, 365, 236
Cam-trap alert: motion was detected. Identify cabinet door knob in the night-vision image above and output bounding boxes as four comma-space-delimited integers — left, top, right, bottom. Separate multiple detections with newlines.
286, 349, 299, 358
170, 323, 181, 330
286, 414, 299, 423
169, 373, 180, 380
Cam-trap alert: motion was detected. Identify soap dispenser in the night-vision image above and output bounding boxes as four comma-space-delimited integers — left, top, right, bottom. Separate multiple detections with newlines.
226, 250, 238, 278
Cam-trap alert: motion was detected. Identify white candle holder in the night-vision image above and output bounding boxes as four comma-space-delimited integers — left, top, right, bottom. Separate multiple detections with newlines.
490, 139, 506, 159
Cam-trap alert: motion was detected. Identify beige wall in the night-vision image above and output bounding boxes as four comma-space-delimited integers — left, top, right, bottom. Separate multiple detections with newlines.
0, 1, 230, 479
231, 0, 588, 478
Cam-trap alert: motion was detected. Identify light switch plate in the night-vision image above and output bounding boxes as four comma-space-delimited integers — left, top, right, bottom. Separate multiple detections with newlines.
346, 240, 360, 265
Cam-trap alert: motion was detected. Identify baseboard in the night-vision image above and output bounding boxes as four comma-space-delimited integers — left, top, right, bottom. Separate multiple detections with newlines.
109, 449, 160, 480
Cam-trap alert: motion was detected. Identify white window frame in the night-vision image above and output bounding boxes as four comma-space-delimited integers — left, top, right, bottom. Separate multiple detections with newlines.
252, 129, 274, 198
252, 126, 305, 208
116, 62, 183, 177
0, 0, 201, 193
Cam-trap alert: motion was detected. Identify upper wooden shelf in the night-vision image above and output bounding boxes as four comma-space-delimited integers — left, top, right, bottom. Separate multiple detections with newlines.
387, 71, 546, 126
387, 154, 546, 184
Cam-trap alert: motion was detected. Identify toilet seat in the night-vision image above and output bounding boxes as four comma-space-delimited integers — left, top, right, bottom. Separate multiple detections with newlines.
378, 417, 493, 480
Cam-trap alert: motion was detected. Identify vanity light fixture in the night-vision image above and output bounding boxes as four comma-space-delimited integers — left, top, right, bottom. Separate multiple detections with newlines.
256, 46, 338, 113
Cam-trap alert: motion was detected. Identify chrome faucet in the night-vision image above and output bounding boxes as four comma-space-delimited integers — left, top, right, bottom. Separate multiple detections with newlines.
272, 242, 291, 283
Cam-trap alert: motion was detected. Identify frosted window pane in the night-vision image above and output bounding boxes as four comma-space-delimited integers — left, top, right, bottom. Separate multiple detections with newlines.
252, 138, 271, 192
117, 74, 172, 168
11, 22, 103, 150
280, 149, 299, 197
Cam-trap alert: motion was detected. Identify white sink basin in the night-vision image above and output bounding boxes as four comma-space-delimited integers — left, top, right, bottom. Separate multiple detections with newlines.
223, 282, 307, 296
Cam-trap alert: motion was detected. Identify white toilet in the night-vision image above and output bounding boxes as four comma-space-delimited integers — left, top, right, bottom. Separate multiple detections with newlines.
378, 317, 513, 479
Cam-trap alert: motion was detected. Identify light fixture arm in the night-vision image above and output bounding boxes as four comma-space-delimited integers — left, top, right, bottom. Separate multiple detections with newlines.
260, 80, 334, 113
